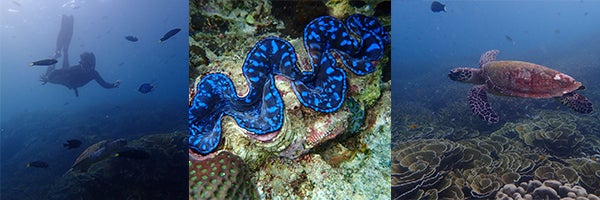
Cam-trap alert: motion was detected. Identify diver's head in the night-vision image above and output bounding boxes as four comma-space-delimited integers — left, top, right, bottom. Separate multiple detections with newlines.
79, 52, 96, 70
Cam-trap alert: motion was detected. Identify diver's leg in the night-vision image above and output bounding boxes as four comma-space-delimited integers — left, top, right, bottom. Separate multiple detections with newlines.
55, 15, 67, 58
62, 15, 73, 69
46, 15, 73, 80
62, 15, 73, 66
73, 88, 79, 97
55, 15, 74, 68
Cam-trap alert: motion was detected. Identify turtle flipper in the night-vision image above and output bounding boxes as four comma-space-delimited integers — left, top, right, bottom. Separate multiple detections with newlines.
557, 93, 593, 113
478, 49, 499, 68
468, 86, 499, 123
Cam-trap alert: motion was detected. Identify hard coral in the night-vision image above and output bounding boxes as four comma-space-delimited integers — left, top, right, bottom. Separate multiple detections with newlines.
517, 111, 585, 156
496, 180, 600, 200
189, 150, 257, 199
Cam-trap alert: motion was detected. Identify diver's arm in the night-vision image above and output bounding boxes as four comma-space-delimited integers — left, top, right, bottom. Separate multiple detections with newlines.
92, 71, 119, 89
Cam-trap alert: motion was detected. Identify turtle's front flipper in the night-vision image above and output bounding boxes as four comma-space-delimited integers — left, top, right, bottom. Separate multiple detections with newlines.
557, 93, 593, 113
478, 49, 499, 68
468, 86, 499, 123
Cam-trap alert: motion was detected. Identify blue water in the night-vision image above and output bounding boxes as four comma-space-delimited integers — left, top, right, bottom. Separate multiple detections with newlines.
1, 0, 188, 199
392, 0, 600, 124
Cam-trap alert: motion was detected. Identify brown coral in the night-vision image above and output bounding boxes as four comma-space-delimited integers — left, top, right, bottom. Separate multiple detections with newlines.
189, 150, 257, 199
469, 174, 503, 198
496, 179, 600, 200
390, 131, 565, 199
391, 139, 460, 199
516, 111, 585, 156
567, 158, 600, 195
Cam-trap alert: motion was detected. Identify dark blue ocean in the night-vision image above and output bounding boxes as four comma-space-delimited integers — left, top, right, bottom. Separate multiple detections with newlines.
392, 1, 600, 198
1, 1, 188, 199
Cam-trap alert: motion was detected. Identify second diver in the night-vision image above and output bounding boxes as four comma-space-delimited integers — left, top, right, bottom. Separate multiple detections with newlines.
39, 15, 120, 97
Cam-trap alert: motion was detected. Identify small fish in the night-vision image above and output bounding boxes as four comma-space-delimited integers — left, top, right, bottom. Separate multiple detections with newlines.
12, 0, 21, 6
29, 59, 57, 66
505, 35, 516, 45
515, 126, 524, 132
27, 161, 48, 168
431, 1, 446, 13
490, 151, 499, 160
125, 35, 138, 42
408, 123, 418, 129
547, 155, 570, 166
159, 28, 181, 43
138, 83, 155, 94
114, 149, 150, 160
64, 139, 82, 149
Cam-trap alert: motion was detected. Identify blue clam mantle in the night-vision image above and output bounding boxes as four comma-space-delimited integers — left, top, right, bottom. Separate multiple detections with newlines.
189, 14, 390, 155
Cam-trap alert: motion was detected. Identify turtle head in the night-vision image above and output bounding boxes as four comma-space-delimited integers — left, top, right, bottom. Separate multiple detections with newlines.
448, 68, 477, 83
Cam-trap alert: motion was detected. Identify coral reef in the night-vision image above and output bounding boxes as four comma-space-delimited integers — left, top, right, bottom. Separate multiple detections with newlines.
189, 0, 391, 198
513, 111, 585, 157
391, 139, 463, 199
47, 132, 187, 199
391, 135, 543, 199
534, 165, 580, 184
566, 157, 600, 195
189, 150, 257, 199
392, 107, 600, 199
255, 88, 391, 199
496, 180, 600, 200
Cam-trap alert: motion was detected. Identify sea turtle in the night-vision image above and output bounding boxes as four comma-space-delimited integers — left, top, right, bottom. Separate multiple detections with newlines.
64, 138, 127, 176
448, 49, 593, 123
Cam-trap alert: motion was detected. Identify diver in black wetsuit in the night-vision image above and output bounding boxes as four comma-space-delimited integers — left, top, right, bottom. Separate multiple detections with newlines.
40, 15, 120, 97
41, 52, 120, 96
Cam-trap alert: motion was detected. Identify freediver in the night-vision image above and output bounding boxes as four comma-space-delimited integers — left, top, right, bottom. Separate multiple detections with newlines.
40, 15, 120, 97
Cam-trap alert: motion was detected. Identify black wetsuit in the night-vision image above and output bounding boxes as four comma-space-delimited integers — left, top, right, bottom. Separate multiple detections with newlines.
45, 64, 118, 97
42, 15, 119, 97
